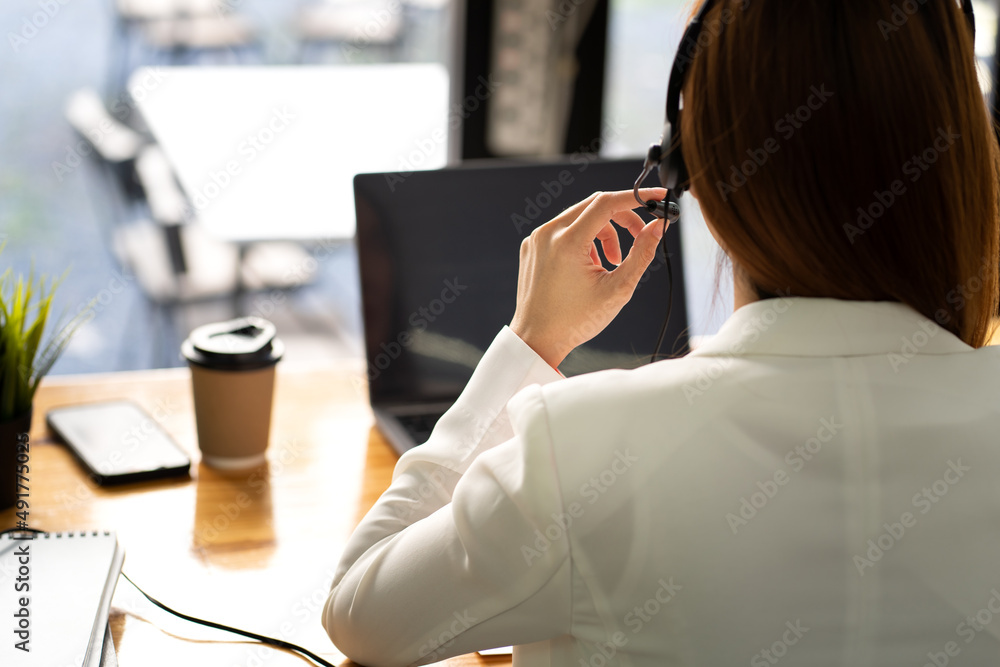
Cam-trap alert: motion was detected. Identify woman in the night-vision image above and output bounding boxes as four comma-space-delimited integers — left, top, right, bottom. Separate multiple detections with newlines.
324, 0, 1000, 664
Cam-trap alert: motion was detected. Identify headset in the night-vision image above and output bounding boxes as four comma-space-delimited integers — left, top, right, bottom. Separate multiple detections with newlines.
636, 0, 976, 361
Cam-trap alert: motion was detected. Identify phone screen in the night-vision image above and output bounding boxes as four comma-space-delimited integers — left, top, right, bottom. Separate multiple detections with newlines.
47, 401, 191, 485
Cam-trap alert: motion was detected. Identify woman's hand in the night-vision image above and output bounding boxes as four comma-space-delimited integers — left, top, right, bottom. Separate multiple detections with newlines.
509, 188, 668, 368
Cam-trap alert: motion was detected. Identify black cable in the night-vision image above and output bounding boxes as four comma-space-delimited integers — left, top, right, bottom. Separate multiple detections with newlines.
120, 571, 337, 667
632, 162, 678, 364
650, 217, 675, 363
1, 530, 334, 665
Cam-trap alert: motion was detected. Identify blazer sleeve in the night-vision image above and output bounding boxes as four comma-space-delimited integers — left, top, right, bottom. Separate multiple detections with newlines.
323, 327, 571, 666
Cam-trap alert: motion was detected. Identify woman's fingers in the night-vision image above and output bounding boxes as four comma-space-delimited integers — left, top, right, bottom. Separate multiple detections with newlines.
589, 243, 601, 266
574, 189, 665, 267
509, 189, 670, 368
612, 209, 648, 238
594, 222, 623, 265
614, 219, 664, 288
551, 190, 604, 228
551, 188, 665, 234
571, 189, 667, 243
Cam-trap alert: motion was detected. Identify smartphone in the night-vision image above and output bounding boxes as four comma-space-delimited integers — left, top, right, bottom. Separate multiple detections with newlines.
47, 400, 191, 485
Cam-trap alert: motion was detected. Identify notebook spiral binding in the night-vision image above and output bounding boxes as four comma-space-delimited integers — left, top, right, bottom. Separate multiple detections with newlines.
1, 529, 113, 538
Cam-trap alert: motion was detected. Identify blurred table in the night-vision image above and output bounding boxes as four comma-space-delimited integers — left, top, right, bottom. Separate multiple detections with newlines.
130, 64, 450, 242
0, 363, 508, 666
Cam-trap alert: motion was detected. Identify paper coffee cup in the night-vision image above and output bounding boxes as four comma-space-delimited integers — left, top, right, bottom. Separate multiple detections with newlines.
182, 317, 284, 469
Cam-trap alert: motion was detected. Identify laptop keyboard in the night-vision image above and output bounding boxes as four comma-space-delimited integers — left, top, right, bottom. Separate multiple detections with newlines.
397, 412, 444, 446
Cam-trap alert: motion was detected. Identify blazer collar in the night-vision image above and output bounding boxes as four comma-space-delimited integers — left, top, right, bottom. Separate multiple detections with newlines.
687, 297, 974, 359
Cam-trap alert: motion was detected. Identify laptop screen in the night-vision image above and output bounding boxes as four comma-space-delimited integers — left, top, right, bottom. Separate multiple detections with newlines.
354, 157, 689, 407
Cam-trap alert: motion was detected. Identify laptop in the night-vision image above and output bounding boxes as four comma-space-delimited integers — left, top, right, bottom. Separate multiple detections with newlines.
354, 157, 690, 455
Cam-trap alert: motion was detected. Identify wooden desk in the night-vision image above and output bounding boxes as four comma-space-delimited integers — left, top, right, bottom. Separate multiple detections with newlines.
0, 363, 508, 666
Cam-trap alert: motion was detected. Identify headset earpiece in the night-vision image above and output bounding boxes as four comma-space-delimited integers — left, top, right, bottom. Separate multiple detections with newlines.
634, 141, 679, 223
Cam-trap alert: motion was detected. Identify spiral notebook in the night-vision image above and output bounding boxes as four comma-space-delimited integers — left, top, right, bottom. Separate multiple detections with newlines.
0, 531, 124, 667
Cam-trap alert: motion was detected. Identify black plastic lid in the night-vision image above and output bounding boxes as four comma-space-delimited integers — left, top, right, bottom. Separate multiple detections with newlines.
181, 317, 284, 371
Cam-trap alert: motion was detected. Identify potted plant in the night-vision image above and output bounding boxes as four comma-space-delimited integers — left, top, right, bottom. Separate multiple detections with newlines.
1, 249, 89, 509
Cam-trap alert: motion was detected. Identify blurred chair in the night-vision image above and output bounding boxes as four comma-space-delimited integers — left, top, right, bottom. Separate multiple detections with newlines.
65, 87, 318, 364
139, 14, 258, 62
294, 0, 404, 64
109, 0, 260, 96
116, 0, 222, 20
64, 89, 147, 215
131, 145, 317, 306
112, 216, 240, 304
134, 144, 196, 279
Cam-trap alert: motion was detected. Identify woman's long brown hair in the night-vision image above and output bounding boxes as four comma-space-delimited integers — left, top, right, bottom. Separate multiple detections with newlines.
682, 0, 1000, 347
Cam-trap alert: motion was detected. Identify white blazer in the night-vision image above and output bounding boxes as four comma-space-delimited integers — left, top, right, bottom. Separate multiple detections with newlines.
323, 297, 1000, 666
